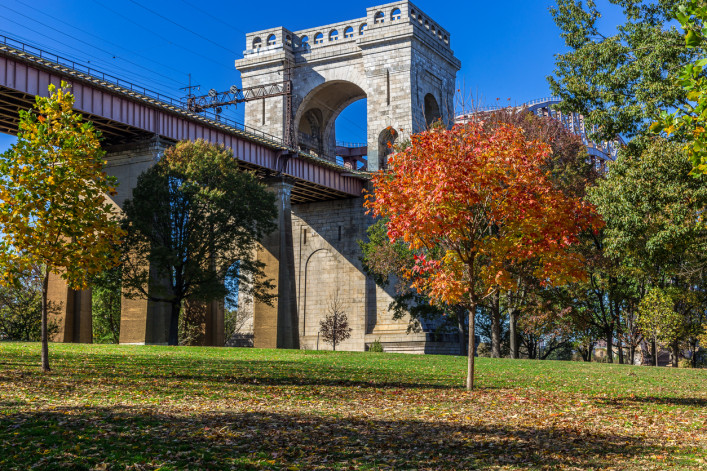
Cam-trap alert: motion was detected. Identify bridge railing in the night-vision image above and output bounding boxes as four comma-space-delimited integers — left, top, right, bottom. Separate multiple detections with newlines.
0, 35, 184, 108
336, 140, 367, 149
0, 34, 289, 151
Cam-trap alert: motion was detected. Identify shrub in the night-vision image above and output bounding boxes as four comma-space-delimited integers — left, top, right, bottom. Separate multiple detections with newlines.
368, 338, 384, 352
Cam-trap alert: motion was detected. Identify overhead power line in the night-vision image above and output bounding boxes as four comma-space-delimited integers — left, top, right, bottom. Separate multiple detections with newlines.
11, 0, 191, 88
0, 6, 183, 91
178, 0, 248, 38
125, 0, 241, 56
92, 0, 238, 74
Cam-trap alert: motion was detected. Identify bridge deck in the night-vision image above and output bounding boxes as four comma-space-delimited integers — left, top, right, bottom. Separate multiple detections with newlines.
0, 37, 367, 204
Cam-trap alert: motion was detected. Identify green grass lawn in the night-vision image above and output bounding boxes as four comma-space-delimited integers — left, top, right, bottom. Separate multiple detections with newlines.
0, 343, 705, 470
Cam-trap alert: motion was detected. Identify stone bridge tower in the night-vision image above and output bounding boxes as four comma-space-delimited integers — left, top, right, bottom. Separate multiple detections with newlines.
235, 1, 460, 171
234, 2, 462, 353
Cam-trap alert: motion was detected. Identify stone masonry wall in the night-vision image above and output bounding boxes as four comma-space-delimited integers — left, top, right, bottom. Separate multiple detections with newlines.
291, 197, 424, 351
236, 1, 461, 171
235, 1, 461, 353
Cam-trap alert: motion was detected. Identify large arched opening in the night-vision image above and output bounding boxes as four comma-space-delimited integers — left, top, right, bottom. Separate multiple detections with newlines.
295, 80, 368, 170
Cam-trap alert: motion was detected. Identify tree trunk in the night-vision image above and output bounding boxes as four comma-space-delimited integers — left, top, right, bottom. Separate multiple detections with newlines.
606, 328, 614, 363
692, 340, 698, 368
491, 291, 501, 358
467, 305, 476, 391
509, 309, 518, 359
527, 336, 537, 360
168, 302, 180, 346
617, 336, 624, 364
41, 267, 50, 372
653, 337, 658, 367
672, 339, 679, 368
457, 307, 466, 356
629, 345, 635, 366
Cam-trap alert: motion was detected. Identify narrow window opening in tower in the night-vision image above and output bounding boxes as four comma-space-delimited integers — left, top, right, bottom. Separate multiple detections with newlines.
386, 69, 390, 106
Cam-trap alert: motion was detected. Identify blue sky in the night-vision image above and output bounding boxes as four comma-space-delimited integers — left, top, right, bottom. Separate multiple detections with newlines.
0, 0, 625, 152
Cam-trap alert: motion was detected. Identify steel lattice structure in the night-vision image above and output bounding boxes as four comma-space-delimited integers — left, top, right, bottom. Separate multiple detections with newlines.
456, 97, 624, 165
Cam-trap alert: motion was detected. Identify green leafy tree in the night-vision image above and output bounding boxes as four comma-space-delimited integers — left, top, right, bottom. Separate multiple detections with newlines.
121, 139, 277, 346
549, 0, 692, 141
0, 262, 44, 341
91, 266, 122, 344
655, 0, 707, 172
0, 83, 123, 371
638, 288, 684, 366
589, 138, 707, 283
587, 138, 707, 364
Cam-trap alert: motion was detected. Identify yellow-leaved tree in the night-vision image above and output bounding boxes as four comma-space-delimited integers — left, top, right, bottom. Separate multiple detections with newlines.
0, 82, 124, 371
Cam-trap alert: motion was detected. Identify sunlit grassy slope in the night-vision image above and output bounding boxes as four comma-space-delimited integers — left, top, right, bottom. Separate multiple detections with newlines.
0, 343, 705, 470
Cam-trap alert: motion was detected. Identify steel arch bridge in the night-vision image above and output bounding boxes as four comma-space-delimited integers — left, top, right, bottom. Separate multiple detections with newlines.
457, 97, 624, 164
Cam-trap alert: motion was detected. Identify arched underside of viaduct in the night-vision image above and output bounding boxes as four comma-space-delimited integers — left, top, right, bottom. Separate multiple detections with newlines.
295, 80, 367, 159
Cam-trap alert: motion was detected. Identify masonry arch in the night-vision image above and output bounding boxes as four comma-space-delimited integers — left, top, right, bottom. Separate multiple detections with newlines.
424, 93, 441, 127
377, 127, 398, 170
295, 80, 367, 160
301, 248, 347, 338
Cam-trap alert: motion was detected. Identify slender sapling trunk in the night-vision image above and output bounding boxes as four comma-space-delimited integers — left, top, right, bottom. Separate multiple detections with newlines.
41, 266, 50, 372
509, 309, 518, 359
467, 305, 476, 391
491, 290, 501, 358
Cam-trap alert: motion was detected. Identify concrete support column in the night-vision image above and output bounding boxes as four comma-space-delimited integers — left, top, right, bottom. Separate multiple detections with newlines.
253, 177, 299, 349
204, 300, 225, 347
181, 298, 225, 346
46, 272, 92, 343
118, 267, 171, 345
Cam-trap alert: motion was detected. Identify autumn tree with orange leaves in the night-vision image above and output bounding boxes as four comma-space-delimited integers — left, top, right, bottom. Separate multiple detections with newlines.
366, 122, 602, 390
0, 83, 123, 372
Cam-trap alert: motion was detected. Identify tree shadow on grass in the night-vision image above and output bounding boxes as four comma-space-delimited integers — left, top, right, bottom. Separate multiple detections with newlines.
0, 357, 477, 392
0, 405, 678, 470
598, 395, 707, 408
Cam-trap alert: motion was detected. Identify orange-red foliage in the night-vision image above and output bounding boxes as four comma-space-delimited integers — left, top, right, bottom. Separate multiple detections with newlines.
365, 122, 603, 307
